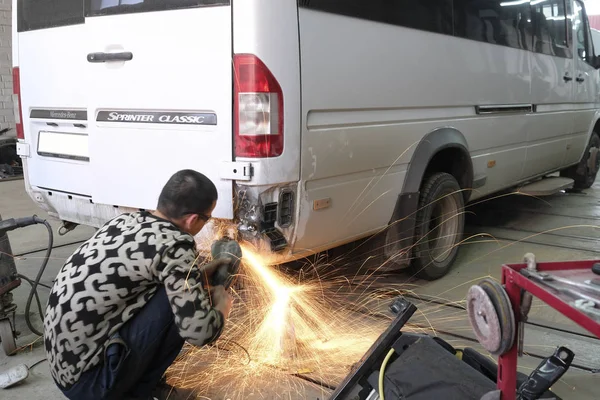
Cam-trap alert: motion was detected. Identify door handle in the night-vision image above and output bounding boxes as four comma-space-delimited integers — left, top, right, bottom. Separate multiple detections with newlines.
563, 74, 573, 82
576, 75, 585, 83
87, 52, 133, 63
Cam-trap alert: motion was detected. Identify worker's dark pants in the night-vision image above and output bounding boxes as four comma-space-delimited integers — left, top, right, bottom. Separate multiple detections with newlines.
60, 287, 185, 400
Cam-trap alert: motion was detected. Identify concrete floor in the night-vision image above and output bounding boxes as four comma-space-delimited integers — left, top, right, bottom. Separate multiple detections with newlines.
1, 179, 599, 399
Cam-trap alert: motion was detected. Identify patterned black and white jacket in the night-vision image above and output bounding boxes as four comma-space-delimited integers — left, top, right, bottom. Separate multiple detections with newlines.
43, 211, 224, 389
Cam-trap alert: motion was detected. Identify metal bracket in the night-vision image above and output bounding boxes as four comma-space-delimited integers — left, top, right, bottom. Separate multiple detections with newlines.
16, 143, 30, 158
219, 161, 253, 181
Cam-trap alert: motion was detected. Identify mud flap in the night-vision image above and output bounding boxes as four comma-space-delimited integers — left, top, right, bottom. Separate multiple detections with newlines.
384, 192, 419, 266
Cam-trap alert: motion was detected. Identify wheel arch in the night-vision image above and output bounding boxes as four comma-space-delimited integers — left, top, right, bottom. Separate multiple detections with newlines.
401, 127, 474, 201
581, 112, 600, 159
591, 117, 600, 139
384, 127, 473, 268
562, 117, 600, 189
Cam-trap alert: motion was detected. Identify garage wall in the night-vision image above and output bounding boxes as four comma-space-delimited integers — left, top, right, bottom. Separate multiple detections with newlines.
590, 15, 600, 31
0, 0, 13, 133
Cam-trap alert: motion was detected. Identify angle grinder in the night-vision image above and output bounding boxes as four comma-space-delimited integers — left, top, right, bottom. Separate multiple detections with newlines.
210, 236, 243, 290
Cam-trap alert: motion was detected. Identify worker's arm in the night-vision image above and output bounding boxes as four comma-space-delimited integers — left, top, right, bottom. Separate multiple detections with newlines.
155, 241, 228, 347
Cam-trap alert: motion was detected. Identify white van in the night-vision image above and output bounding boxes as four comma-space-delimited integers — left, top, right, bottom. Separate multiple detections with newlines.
12, 0, 600, 280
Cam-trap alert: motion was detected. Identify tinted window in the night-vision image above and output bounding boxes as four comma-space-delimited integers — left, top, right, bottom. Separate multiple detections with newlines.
300, 0, 454, 36
593, 29, 600, 54
86, 0, 229, 17
17, 0, 84, 32
532, 0, 571, 58
453, 0, 532, 50
17, 0, 228, 32
574, 0, 594, 64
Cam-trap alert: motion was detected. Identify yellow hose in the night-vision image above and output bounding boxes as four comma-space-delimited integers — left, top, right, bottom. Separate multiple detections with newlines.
379, 348, 395, 400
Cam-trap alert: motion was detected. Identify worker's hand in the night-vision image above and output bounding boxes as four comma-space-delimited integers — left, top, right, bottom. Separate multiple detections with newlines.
211, 285, 233, 319
200, 258, 231, 283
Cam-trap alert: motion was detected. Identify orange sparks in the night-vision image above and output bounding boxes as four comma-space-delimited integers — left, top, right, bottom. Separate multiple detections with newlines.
167, 237, 424, 399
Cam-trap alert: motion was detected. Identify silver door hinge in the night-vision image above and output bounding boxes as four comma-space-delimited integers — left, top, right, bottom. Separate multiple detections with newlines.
16, 143, 30, 157
220, 161, 254, 181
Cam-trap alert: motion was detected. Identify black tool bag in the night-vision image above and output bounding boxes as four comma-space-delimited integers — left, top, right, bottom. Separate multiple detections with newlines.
367, 335, 496, 400
365, 335, 562, 400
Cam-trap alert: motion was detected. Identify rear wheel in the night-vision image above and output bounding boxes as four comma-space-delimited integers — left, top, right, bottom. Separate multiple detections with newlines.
411, 172, 465, 280
560, 132, 600, 190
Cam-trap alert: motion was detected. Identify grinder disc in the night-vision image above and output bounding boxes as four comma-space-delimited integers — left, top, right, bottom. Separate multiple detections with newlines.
479, 279, 515, 356
467, 285, 502, 354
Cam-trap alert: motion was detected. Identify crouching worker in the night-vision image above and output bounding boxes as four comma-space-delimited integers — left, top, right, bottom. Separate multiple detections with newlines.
43, 169, 233, 400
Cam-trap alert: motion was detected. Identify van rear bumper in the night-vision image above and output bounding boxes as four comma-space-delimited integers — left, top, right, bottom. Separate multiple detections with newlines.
22, 183, 140, 230
20, 160, 299, 254
234, 182, 298, 254
18, 160, 122, 228
22, 179, 235, 252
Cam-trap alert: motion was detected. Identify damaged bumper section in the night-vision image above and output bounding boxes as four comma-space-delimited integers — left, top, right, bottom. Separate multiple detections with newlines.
235, 183, 297, 253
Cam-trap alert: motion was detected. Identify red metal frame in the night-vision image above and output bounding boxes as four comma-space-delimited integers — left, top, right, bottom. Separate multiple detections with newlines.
498, 260, 600, 400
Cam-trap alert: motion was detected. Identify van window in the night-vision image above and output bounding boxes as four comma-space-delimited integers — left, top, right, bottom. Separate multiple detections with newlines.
453, 0, 532, 51
532, 0, 571, 58
298, 0, 454, 36
574, 0, 595, 64
86, 0, 230, 17
17, 0, 228, 32
17, 0, 84, 32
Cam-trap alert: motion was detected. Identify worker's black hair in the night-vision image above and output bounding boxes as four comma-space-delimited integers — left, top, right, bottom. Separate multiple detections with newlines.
157, 169, 218, 220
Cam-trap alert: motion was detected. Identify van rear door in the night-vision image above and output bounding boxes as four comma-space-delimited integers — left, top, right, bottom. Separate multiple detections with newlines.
17, 1, 234, 218
86, 1, 234, 217
16, 0, 90, 196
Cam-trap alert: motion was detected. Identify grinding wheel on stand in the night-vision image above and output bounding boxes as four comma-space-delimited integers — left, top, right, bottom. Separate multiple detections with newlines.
467, 278, 516, 356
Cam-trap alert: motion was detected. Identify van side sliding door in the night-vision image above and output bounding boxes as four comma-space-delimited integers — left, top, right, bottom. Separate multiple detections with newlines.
567, 0, 599, 166
525, 0, 574, 177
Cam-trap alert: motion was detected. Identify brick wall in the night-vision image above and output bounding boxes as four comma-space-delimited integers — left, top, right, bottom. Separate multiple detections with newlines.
590, 15, 600, 31
0, 0, 13, 134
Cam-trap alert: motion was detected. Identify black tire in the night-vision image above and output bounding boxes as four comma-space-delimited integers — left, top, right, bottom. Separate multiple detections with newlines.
411, 172, 465, 280
560, 132, 600, 190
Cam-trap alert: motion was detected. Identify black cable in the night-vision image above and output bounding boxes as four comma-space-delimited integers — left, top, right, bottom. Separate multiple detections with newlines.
24, 217, 53, 337
17, 274, 44, 327
17, 274, 52, 290
218, 339, 251, 365
14, 239, 85, 258
28, 358, 47, 370
291, 373, 337, 391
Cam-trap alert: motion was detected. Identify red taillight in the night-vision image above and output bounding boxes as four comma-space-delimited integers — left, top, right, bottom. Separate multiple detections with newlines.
12, 67, 24, 139
233, 54, 283, 158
